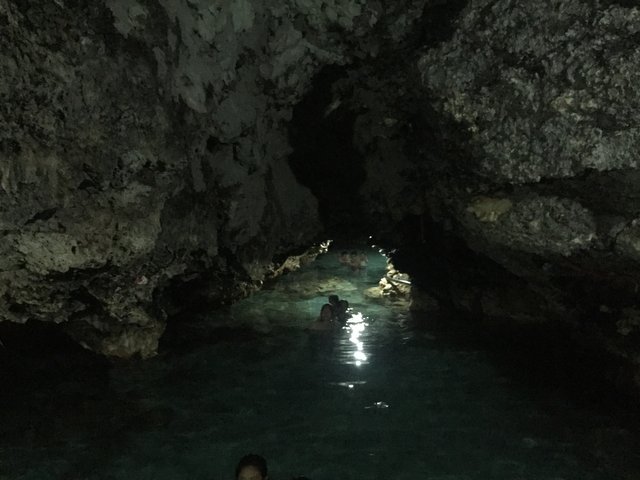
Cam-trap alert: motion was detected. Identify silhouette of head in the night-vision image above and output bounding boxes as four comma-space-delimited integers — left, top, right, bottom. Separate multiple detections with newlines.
235, 454, 268, 480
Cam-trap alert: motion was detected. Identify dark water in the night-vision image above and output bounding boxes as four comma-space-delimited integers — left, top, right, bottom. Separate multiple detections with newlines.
1, 248, 639, 479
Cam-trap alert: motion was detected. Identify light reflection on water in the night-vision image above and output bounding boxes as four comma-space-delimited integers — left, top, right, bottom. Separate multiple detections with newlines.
332, 310, 375, 369
2, 246, 640, 480
345, 312, 368, 367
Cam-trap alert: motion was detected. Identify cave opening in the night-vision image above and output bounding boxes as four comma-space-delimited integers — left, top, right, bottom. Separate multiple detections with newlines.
288, 65, 368, 239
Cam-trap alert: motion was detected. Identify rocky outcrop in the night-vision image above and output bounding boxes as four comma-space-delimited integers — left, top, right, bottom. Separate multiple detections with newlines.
331, 0, 640, 395
420, 0, 640, 183
275, 0, 640, 396
0, 0, 426, 357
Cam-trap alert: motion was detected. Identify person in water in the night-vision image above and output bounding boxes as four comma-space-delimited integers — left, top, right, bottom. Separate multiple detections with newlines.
351, 250, 368, 271
308, 302, 336, 331
236, 454, 268, 480
336, 299, 351, 323
328, 294, 339, 312
308, 295, 352, 330
328, 295, 351, 323
338, 250, 368, 272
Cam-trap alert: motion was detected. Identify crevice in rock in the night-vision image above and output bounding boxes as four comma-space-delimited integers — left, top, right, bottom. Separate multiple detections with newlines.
24, 207, 57, 225
0, 138, 21, 156
600, 0, 638, 6
68, 286, 107, 320
418, 0, 469, 47
531, 168, 640, 218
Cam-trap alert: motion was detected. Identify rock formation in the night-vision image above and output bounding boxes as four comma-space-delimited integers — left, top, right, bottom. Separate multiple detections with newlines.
0, 0, 425, 357
345, 0, 640, 396
4, 0, 640, 398
417, 0, 640, 396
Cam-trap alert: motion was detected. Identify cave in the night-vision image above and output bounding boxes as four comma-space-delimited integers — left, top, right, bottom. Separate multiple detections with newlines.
3, 0, 640, 478
288, 64, 368, 237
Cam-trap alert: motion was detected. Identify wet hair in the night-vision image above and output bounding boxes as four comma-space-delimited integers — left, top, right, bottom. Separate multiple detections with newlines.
328, 294, 339, 305
235, 454, 268, 479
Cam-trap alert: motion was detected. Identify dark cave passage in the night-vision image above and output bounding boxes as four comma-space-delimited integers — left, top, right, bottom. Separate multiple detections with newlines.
288, 65, 368, 238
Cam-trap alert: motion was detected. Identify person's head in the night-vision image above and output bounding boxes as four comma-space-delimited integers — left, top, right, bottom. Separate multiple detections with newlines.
328, 295, 339, 306
235, 454, 268, 480
320, 304, 333, 322
338, 299, 349, 312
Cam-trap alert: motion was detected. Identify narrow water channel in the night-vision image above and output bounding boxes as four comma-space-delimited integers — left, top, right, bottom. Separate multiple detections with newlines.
1, 247, 639, 479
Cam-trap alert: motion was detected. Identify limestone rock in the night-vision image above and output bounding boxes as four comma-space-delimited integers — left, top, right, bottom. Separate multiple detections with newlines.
615, 221, 640, 263
0, 0, 425, 356
463, 195, 597, 257
334, 0, 640, 396
466, 197, 513, 223
420, 0, 640, 183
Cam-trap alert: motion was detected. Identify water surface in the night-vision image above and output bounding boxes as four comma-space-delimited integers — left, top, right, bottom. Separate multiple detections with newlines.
1, 247, 639, 479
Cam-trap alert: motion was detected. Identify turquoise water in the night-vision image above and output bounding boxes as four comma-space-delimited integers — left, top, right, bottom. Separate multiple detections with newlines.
1, 247, 639, 479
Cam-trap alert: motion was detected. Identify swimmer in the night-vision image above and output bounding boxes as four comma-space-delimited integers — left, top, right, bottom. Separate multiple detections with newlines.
308, 302, 337, 331
356, 252, 368, 269
320, 303, 334, 322
349, 250, 358, 267
351, 251, 368, 271
328, 294, 339, 313
338, 250, 368, 271
336, 299, 351, 323
236, 454, 268, 480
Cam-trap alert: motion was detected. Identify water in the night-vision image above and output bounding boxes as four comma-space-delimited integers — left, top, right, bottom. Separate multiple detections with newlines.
1, 247, 639, 479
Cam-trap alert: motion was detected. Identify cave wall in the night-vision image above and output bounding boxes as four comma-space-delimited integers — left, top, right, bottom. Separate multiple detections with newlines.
334, 0, 640, 394
4, 0, 640, 396
0, 0, 426, 357
419, 0, 640, 384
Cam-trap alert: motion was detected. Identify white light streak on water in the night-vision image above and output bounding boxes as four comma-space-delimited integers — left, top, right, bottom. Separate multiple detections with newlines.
346, 312, 369, 366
